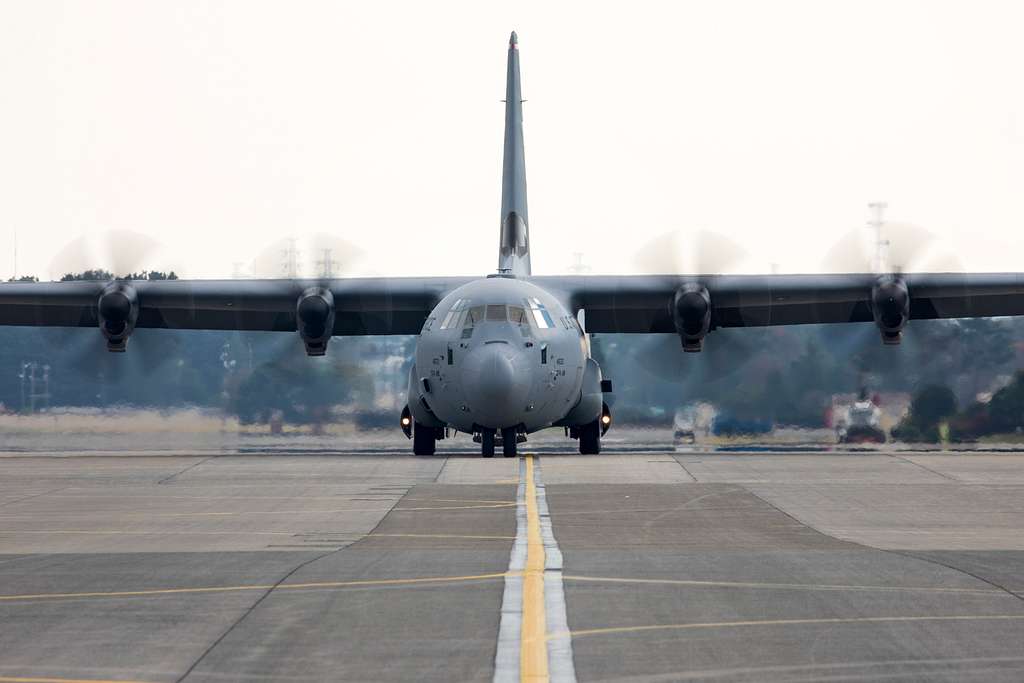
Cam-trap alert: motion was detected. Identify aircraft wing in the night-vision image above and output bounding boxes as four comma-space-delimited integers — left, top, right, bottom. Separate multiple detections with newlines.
2, 272, 1022, 338
0, 277, 473, 335
534, 273, 1024, 333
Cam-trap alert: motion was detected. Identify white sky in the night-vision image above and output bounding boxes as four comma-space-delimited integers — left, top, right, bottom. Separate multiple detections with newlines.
1, 0, 1023, 280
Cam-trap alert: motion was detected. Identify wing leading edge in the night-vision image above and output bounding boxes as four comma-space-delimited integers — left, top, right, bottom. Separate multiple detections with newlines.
0, 277, 472, 335
1, 272, 1022, 339
535, 273, 1024, 334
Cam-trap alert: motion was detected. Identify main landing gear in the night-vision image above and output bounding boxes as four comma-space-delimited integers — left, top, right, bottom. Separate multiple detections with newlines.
575, 403, 612, 455
402, 408, 440, 456
578, 418, 601, 454
501, 427, 518, 457
413, 422, 436, 456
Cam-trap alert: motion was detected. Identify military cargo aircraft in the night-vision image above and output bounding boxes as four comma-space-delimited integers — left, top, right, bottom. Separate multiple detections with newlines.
2, 32, 1024, 457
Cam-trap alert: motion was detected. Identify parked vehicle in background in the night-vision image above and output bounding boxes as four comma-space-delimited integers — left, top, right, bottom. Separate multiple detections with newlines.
673, 407, 697, 443
836, 392, 887, 444
673, 403, 716, 444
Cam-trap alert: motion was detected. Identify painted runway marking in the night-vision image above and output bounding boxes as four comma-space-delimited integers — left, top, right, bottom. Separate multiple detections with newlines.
493, 459, 528, 682
0, 529, 304, 536
0, 530, 513, 541
403, 498, 517, 505
0, 677, 157, 683
520, 455, 548, 682
0, 572, 513, 603
373, 533, 516, 540
494, 456, 576, 683
561, 575, 1006, 595
534, 457, 576, 683
551, 614, 1024, 641
0, 502, 515, 519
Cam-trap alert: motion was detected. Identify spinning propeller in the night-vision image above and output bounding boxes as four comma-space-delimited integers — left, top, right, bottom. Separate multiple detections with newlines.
44, 230, 184, 375
630, 229, 757, 381
251, 234, 365, 359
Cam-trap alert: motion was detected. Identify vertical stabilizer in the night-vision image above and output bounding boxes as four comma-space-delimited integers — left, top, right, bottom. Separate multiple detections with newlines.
498, 31, 531, 276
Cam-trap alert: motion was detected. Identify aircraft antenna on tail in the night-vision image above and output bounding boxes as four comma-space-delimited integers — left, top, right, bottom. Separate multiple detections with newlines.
498, 31, 531, 276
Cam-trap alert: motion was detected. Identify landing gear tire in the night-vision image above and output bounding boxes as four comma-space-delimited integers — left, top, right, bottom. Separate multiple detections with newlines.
579, 419, 601, 455
413, 422, 436, 456
502, 427, 518, 458
481, 429, 495, 458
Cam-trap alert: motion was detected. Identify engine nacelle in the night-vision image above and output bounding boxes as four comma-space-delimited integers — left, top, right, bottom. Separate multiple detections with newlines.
97, 283, 138, 352
296, 287, 335, 356
872, 276, 909, 345
672, 284, 711, 352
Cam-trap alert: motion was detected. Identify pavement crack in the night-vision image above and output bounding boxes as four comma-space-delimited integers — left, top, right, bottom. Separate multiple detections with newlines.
746, 487, 1024, 603
642, 487, 748, 526
890, 454, 959, 482
174, 545, 346, 683
0, 487, 66, 508
434, 455, 451, 483
175, 484, 411, 682
671, 456, 699, 482
876, 549, 1024, 603
744, 486, 871, 549
158, 456, 220, 485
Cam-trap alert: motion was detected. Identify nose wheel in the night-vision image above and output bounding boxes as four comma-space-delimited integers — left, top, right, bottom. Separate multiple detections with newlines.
502, 427, 518, 457
481, 429, 495, 457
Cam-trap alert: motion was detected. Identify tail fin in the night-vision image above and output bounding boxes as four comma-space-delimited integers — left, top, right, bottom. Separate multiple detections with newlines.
498, 31, 531, 276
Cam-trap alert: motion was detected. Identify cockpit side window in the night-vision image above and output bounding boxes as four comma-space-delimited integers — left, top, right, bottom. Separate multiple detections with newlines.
525, 297, 555, 329
440, 298, 470, 330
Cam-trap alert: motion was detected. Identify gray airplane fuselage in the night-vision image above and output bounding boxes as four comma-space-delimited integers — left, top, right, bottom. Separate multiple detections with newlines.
408, 276, 602, 434
405, 33, 607, 449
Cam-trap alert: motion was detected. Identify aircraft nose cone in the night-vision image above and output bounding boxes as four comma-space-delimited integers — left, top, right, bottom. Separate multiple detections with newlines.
462, 343, 530, 429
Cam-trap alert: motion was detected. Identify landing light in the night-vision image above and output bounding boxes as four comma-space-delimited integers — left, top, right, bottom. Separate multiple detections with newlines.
600, 402, 612, 436
400, 406, 414, 439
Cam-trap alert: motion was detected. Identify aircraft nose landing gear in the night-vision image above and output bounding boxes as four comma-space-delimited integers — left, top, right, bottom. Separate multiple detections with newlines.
474, 427, 524, 457
480, 429, 495, 457
501, 427, 518, 457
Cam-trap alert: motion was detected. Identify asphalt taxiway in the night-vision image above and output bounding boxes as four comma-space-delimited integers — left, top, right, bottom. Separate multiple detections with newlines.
1, 447, 1023, 682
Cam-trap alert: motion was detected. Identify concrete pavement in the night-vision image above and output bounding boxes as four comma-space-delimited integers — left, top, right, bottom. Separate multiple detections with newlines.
0, 447, 1022, 681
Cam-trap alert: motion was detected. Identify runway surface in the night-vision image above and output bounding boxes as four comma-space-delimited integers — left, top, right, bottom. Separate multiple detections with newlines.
1, 446, 1023, 682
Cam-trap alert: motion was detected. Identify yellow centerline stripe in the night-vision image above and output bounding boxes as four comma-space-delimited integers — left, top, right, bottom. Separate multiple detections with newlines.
552, 614, 1024, 640
520, 455, 549, 682
0, 572, 513, 603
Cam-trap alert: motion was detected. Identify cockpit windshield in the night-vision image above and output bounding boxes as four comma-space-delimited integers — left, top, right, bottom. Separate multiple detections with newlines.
465, 306, 486, 326
462, 304, 530, 325
457, 303, 535, 335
